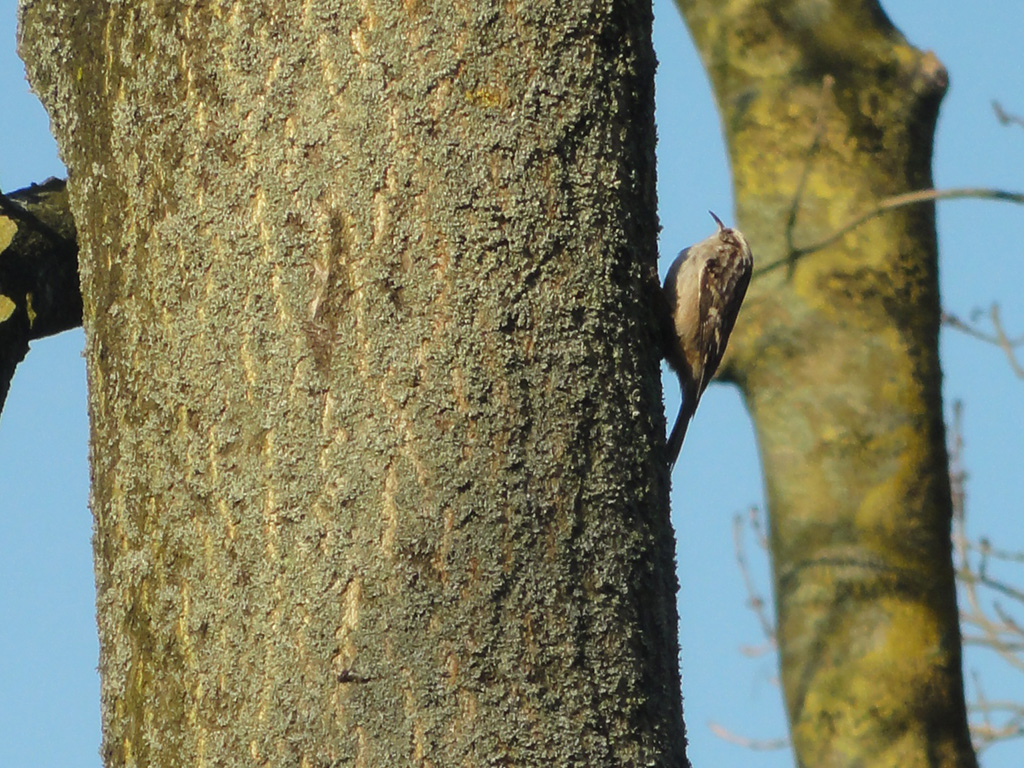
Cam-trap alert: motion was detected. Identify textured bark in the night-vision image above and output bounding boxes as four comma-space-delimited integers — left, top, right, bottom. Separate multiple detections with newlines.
676, 1, 976, 766
19, 0, 683, 765
0, 178, 79, 416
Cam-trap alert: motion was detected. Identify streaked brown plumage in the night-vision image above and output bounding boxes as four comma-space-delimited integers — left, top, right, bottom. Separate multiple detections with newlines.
663, 212, 753, 467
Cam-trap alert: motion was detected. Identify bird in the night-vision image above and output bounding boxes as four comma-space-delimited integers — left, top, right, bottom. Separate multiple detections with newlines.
662, 212, 753, 468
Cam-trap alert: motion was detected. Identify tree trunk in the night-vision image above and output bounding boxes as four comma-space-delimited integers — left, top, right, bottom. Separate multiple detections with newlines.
19, 1, 684, 764
676, 1, 977, 766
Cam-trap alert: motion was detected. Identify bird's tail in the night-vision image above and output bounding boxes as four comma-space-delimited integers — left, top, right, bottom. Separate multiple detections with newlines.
665, 397, 697, 469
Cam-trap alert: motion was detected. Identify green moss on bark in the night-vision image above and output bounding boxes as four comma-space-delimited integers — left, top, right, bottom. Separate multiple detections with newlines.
677, 1, 975, 766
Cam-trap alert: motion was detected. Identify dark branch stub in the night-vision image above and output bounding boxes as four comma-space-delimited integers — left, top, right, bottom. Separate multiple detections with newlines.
0, 177, 79, 418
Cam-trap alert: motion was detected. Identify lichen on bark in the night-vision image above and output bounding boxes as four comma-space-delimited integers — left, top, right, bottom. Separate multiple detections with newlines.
677, 0, 976, 765
19, 0, 684, 765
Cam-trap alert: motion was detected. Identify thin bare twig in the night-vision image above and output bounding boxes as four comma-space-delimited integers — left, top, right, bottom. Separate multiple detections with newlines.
990, 305, 1024, 379
708, 722, 788, 751
973, 670, 992, 734
959, 571, 1024, 608
757, 187, 1024, 277
965, 539, 1024, 565
710, 511, 783, 748
795, 187, 1024, 256
732, 509, 777, 651
969, 668, 1024, 753
962, 636, 1024, 652
781, 75, 835, 277
948, 403, 1024, 750
993, 101, 1024, 130
943, 304, 1024, 380
993, 603, 1024, 638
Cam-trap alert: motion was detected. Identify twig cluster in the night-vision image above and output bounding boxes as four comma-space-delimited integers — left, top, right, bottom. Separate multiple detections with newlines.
949, 401, 1024, 753
944, 305, 1024, 380
714, 402, 1024, 755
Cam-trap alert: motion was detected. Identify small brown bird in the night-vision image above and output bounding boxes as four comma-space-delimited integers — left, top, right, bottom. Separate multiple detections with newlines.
663, 212, 753, 467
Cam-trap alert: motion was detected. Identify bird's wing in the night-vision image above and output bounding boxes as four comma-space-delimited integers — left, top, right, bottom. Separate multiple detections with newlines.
695, 251, 752, 397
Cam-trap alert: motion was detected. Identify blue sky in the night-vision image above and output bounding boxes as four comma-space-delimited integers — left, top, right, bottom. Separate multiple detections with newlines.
2, 1, 1022, 766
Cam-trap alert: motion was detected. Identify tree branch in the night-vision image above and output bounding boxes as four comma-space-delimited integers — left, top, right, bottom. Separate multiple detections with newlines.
757, 187, 1024, 277
0, 177, 79, 419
